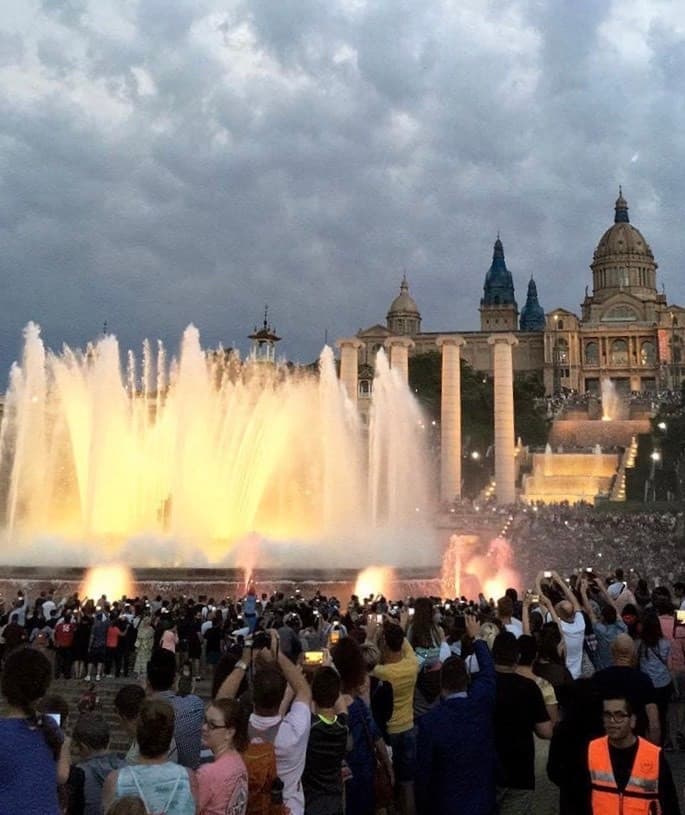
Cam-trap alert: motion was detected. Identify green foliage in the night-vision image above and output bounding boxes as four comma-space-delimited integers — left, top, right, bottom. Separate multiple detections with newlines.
408, 351, 549, 451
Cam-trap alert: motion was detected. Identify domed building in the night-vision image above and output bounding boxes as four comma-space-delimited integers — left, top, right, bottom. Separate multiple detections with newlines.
351, 190, 685, 402
544, 190, 685, 394
387, 274, 421, 335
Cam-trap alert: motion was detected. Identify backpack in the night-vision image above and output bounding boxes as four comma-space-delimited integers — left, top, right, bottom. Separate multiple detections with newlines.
245, 721, 288, 815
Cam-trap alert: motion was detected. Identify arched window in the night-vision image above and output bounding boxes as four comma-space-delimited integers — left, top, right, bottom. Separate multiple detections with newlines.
672, 335, 683, 364
610, 339, 629, 366
359, 380, 371, 397
554, 337, 569, 366
585, 341, 599, 366
640, 341, 656, 367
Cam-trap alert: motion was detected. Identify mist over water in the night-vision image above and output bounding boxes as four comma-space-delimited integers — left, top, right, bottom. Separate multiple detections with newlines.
0, 323, 436, 568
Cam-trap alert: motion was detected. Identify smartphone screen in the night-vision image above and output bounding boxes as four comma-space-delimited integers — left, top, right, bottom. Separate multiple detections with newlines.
677, 610, 685, 624
329, 630, 341, 644
543, 571, 552, 579
304, 651, 324, 666
408, 608, 415, 617
376, 614, 383, 623
47, 712, 61, 727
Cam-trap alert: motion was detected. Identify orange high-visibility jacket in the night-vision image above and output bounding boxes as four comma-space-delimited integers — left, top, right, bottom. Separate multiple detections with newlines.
588, 735, 661, 815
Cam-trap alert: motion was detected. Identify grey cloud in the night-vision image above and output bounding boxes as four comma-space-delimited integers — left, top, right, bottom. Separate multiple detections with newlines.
0, 0, 683, 380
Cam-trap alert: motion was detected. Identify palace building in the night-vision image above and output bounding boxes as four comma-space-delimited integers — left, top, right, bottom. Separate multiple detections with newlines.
352, 190, 685, 402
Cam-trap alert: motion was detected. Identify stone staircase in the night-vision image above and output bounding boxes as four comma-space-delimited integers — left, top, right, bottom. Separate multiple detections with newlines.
0, 676, 214, 754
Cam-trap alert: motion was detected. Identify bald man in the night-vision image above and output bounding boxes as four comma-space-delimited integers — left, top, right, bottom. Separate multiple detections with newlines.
592, 633, 660, 745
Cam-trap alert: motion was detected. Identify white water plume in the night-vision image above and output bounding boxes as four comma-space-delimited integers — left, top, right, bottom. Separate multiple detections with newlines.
0, 323, 435, 567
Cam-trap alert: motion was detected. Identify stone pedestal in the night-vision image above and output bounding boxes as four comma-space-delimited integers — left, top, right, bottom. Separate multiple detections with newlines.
437, 335, 466, 504
336, 338, 364, 406
384, 336, 415, 385
489, 334, 518, 505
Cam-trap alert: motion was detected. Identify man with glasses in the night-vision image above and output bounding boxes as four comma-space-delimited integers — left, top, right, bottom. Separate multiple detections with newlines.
585, 696, 680, 814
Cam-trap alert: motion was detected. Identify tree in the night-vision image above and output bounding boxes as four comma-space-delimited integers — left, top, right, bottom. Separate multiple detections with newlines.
408, 351, 549, 452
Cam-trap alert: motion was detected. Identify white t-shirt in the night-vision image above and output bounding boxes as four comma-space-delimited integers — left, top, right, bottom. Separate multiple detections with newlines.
559, 611, 586, 679
249, 701, 311, 815
504, 619, 523, 638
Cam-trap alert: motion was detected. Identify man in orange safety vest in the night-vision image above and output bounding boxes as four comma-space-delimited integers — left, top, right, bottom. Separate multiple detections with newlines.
586, 696, 680, 814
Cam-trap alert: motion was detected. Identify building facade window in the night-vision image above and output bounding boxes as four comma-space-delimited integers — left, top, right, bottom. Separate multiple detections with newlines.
585, 341, 599, 366
556, 338, 569, 365
610, 338, 629, 366
640, 341, 656, 367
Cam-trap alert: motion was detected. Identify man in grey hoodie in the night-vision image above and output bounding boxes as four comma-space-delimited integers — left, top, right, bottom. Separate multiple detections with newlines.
73, 713, 127, 815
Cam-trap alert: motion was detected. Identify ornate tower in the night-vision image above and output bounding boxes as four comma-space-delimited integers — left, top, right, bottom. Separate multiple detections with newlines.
248, 306, 281, 363
519, 277, 546, 331
386, 275, 421, 336
480, 236, 518, 331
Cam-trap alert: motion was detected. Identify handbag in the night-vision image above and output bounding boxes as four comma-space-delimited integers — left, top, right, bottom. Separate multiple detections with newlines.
360, 705, 394, 810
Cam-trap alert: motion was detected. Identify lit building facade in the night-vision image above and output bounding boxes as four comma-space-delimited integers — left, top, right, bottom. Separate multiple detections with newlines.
352, 191, 685, 405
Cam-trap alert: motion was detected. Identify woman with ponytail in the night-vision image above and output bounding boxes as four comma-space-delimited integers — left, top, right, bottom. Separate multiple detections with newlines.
0, 646, 70, 815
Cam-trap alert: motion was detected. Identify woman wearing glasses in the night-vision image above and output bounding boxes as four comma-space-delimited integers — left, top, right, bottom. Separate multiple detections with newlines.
197, 699, 249, 815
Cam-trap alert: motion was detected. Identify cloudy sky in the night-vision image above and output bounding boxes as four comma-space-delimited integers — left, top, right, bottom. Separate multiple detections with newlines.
1, 0, 684, 374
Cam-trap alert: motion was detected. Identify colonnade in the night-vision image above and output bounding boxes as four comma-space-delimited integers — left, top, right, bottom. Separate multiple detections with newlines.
337, 332, 518, 505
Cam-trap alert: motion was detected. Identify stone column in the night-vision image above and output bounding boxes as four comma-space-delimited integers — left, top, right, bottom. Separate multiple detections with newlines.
336, 338, 364, 406
437, 335, 466, 504
489, 333, 518, 505
384, 336, 415, 385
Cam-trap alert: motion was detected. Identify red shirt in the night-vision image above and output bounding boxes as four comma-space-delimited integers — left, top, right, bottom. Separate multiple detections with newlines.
54, 622, 75, 648
106, 626, 122, 648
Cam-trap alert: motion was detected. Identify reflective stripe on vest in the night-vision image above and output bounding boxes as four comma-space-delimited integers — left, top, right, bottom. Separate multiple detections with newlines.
588, 736, 661, 815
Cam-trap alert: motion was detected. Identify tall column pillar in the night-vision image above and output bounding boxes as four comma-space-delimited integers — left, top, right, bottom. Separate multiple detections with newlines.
384, 336, 415, 385
437, 335, 466, 504
336, 338, 364, 406
488, 333, 518, 505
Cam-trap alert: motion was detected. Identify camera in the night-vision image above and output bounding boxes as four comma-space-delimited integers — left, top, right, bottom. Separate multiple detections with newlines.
251, 630, 271, 651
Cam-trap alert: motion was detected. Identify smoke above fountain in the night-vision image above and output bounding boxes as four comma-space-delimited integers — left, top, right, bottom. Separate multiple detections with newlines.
0, 323, 435, 567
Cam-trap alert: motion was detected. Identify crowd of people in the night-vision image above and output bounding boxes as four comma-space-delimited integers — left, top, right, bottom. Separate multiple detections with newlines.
2, 562, 685, 815
510, 504, 685, 588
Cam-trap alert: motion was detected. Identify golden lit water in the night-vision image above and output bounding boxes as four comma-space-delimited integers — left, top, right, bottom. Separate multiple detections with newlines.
0, 323, 434, 567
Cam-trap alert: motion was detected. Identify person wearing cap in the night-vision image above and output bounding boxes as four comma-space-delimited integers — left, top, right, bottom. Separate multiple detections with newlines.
606, 575, 636, 616
579, 577, 627, 672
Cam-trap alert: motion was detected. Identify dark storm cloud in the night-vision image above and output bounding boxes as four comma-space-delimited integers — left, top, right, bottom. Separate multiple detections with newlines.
0, 0, 683, 375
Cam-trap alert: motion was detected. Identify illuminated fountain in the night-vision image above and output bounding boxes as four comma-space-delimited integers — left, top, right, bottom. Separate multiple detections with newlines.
601, 377, 624, 421
0, 323, 435, 572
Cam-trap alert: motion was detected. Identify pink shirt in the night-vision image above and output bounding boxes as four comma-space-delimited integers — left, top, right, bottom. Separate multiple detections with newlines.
197, 751, 248, 815
659, 614, 685, 672
160, 629, 178, 653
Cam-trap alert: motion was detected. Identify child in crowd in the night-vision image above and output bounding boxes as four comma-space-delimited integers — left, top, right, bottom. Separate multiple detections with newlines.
301, 667, 349, 815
